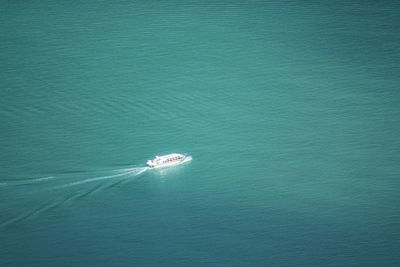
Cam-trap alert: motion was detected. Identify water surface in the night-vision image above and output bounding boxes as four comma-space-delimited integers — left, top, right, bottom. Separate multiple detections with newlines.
1, 1, 400, 266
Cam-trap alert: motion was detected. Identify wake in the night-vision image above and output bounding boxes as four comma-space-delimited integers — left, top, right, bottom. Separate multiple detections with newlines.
51, 167, 149, 190
0, 166, 150, 228
0, 176, 56, 187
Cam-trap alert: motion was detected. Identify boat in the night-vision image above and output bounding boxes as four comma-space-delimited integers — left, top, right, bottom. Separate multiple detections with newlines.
147, 153, 190, 168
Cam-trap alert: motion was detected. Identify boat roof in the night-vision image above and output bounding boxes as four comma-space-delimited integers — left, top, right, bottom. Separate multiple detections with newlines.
155, 153, 184, 159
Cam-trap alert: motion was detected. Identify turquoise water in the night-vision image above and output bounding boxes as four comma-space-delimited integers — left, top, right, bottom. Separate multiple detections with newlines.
1, 1, 400, 266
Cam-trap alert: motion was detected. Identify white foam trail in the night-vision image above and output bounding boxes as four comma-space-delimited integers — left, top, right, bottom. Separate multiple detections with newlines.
0, 176, 55, 187
0, 195, 78, 228
52, 167, 148, 190
0, 200, 55, 228
135, 168, 148, 175
0, 167, 151, 228
88, 167, 149, 193
0, 213, 29, 228
29, 176, 55, 182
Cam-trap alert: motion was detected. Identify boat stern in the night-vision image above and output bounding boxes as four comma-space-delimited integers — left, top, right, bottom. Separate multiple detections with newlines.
147, 160, 154, 168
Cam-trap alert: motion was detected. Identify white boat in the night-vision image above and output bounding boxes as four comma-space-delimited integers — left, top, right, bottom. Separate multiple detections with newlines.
147, 153, 190, 168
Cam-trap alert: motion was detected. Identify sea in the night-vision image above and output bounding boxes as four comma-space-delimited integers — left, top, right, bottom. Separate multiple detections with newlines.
1, 1, 400, 266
